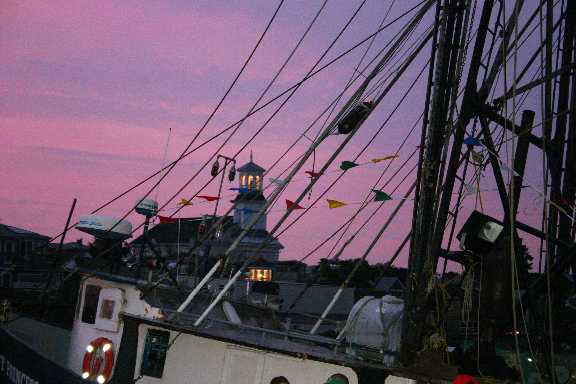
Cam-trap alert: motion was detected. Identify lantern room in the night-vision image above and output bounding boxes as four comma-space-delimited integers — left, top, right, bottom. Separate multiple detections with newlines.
237, 152, 265, 191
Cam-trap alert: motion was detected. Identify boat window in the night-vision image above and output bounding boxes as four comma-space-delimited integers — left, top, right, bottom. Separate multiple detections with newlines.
81, 285, 102, 324
99, 299, 115, 319
141, 329, 170, 378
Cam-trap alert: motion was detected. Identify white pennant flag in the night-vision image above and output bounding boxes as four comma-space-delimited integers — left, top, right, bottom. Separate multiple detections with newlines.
464, 183, 478, 195
500, 161, 520, 176
269, 178, 283, 186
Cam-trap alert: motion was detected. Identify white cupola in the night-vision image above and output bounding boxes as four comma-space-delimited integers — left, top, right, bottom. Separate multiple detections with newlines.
232, 152, 267, 230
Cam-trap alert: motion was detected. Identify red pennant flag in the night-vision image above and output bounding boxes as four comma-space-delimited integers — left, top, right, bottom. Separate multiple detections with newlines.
286, 200, 305, 210
197, 195, 221, 202
305, 171, 322, 178
158, 215, 177, 224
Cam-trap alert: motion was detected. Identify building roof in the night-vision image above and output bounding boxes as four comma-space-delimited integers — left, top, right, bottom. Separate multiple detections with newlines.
231, 190, 266, 203
49, 240, 89, 251
0, 224, 50, 240
373, 277, 405, 292
131, 216, 234, 245
237, 161, 265, 173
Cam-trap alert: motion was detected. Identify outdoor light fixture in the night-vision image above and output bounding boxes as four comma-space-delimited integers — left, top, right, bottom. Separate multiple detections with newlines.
198, 215, 207, 236
211, 159, 220, 177
228, 165, 236, 182
456, 210, 504, 255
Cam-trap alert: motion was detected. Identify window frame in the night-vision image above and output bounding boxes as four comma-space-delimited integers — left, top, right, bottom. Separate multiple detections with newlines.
81, 284, 102, 324
140, 329, 170, 378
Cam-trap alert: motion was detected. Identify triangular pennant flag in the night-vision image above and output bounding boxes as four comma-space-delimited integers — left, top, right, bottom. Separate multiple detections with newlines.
371, 189, 393, 201
464, 183, 478, 195
158, 215, 178, 224
197, 195, 221, 202
547, 200, 567, 214
340, 161, 359, 170
417, 144, 427, 149
372, 155, 399, 163
286, 199, 305, 210
499, 162, 520, 176
269, 178, 283, 186
463, 136, 482, 146
327, 199, 348, 209
471, 150, 483, 163
229, 187, 251, 193
179, 198, 194, 206
305, 171, 322, 178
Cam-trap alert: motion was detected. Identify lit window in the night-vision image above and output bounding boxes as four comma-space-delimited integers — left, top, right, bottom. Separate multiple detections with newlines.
247, 268, 272, 281
100, 299, 115, 319
241, 175, 246, 188
141, 329, 170, 378
248, 175, 254, 188
255, 175, 261, 189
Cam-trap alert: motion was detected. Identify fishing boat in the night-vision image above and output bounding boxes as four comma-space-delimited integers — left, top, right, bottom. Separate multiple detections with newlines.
1, 0, 575, 383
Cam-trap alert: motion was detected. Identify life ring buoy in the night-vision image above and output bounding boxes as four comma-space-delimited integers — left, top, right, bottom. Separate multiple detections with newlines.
82, 337, 114, 383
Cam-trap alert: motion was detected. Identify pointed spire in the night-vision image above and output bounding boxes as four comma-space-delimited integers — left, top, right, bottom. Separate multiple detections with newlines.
250, 150, 253, 163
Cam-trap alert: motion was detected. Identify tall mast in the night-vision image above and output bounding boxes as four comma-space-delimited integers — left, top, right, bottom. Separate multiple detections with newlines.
400, 0, 468, 366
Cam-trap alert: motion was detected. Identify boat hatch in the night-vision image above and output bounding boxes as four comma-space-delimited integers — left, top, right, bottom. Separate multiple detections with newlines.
80, 284, 125, 332
220, 347, 264, 384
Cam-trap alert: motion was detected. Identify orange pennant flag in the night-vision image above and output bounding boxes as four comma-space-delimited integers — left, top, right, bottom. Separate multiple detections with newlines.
372, 155, 400, 163
286, 200, 305, 210
327, 199, 347, 209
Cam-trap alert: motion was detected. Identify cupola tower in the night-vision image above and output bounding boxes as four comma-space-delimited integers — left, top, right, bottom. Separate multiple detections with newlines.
232, 152, 267, 230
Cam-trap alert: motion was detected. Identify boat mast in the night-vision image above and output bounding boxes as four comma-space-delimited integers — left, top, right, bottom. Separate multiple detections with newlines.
400, 0, 468, 366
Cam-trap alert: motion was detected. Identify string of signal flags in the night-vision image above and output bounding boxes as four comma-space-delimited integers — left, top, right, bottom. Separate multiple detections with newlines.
156, 154, 406, 223
155, 140, 572, 224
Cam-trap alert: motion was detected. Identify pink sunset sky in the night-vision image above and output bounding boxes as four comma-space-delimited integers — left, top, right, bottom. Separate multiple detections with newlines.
0, 1, 549, 269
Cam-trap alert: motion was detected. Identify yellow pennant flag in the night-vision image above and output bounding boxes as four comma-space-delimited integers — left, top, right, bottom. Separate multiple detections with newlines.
327, 199, 348, 209
179, 198, 194, 206
547, 199, 567, 214
372, 155, 399, 163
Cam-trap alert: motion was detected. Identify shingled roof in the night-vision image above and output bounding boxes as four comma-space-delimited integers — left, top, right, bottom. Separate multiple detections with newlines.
237, 161, 265, 173
131, 216, 234, 245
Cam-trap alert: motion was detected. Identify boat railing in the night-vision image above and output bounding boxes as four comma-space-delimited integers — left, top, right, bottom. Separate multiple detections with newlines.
158, 308, 399, 360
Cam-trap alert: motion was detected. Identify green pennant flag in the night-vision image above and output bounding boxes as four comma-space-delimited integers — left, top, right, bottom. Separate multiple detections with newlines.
371, 189, 393, 202
340, 161, 359, 170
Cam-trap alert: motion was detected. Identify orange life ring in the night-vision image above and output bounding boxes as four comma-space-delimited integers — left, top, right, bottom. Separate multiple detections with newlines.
82, 337, 114, 382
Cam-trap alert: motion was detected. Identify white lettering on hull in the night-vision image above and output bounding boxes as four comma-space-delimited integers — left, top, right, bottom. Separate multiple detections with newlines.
0, 354, 40, 384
